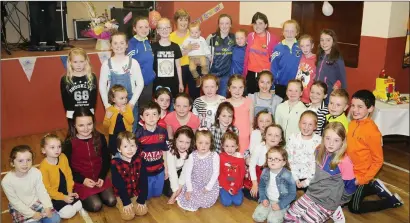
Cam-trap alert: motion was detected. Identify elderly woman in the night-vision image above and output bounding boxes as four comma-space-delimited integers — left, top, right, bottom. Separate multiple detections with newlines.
170, 9, 200, 100
206, 14, 235, 97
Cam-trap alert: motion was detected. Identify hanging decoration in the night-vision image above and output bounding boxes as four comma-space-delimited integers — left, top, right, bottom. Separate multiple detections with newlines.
192, 3, 224, 24
322, 1, 334, 16
60, 55, 68, 70
18, 57, 37, 82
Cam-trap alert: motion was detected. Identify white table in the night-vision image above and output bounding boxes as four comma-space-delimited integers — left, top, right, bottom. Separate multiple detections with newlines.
372, 99, 409, 136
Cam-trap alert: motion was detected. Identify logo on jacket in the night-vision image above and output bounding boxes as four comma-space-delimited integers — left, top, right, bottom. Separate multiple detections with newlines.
296, 50, 302, 57
271, 51, 280, 61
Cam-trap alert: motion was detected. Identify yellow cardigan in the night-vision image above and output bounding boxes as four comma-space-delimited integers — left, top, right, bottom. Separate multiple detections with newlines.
103, 105, 134, 134
39, 153, 74, 200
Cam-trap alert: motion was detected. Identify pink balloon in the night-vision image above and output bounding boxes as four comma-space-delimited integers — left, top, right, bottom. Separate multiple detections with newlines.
149, 10, 162, 29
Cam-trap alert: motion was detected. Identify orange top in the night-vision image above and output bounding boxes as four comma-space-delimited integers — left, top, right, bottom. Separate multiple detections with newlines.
346, 117, 384, 185
248, 34, 270, 72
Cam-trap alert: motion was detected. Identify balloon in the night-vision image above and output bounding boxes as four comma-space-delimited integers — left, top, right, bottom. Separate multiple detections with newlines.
149, 10, 162, 29
322, 1, 334, 17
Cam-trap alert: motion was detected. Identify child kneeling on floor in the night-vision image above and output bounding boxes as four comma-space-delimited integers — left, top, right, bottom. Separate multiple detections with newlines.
111, 131, 148, 220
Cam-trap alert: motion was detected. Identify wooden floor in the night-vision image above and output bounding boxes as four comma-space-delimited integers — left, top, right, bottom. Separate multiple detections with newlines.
1, 40, 102, 60
1, 125, 409, 223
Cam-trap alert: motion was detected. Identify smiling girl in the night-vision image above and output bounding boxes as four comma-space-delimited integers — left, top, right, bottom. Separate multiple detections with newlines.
100, 32, 144, 132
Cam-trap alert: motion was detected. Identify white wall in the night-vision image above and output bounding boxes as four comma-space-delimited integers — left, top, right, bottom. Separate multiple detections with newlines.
3, 2, 30, 43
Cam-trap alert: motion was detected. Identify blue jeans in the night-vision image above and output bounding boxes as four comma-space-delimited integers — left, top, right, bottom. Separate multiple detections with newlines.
219, 188, 243, 207
147, 170, 165, 200
30, 212, 61, 223
217, 75, 230, 97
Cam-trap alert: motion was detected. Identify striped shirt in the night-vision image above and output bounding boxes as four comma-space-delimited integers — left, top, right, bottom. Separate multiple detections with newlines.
306, 102, 329, 136
192, 96, 226, 130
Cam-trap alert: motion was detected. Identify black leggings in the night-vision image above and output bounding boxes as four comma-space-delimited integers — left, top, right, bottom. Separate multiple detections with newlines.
246, 71, 259, 95
82, 188, 116, 212
348, 183, 393, 214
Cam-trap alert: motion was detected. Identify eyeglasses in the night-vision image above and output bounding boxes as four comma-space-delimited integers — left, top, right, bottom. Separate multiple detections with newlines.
157, 27, 171, 31
267, 157, 284, 163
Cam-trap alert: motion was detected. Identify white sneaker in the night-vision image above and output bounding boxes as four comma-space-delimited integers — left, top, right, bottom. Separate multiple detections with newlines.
79, 208, 94, 223
390, 193, 404, 208
331, 206, 346, 223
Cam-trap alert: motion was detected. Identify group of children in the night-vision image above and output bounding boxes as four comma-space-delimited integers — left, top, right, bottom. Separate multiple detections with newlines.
1, 14, 404, 223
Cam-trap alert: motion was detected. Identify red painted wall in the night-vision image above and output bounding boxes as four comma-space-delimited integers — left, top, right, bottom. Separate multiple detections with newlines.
1, 55, 106, 139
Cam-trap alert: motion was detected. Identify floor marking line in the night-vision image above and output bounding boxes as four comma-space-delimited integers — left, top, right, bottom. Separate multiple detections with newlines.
383, 161, 410, 173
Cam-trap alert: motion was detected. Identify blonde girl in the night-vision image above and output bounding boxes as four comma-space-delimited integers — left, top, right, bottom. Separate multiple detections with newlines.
99, 32, 144, 132
152, 18, 184, 98
226, 74, 253, 154
60, 48, 97, 123
193, 74, 226, 130
252, 146, 296, 223
286, 110, 321, 190
274, 79, 307, 138
2, 145, 61, 223
177, 130, 220, 211
103, 85, 134, 155
285, 122, 356, 223
295, 34, 317, 104
39, 134, 84, 219
271, 20, 302, 99
127, 16, 156, 107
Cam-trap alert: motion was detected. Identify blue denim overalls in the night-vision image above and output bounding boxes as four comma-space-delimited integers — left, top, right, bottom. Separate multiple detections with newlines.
108, 57, 139, 132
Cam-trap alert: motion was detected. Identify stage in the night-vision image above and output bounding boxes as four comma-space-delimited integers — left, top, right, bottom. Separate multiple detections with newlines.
1, 39, 101, 59
1, 40, 109, 139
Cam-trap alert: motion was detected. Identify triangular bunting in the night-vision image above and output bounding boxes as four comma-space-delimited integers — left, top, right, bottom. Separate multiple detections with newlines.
98, 51, 111, 64
60, 55, 68, 70
18, 57, 37, 82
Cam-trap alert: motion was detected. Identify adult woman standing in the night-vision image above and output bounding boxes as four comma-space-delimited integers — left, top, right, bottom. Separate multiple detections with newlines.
170, 9, 200, 100
243, 12, 279, 95
206, 14, 235, 97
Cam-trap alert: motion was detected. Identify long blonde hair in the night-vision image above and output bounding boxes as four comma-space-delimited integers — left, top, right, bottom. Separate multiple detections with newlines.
316, 122, 347, 170
65, 48, 93, 87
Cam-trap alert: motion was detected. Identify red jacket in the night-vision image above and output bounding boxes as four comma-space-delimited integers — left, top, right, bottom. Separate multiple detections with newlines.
243, 31, 280, 77
218, 152, 246, 195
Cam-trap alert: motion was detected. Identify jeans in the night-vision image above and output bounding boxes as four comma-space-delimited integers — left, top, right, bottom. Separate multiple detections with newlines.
147, 170, 165, 199
219, 188, 243, 207
217, 75, 230, 97
28, 212, 61, 223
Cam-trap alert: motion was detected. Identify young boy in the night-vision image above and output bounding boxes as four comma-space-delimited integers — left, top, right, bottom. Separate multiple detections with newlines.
111, 131, 148, 220
135, 101, 169, 200
325, 89, 349, 131
230, 30, 247, 75
347, 89, 403, 214
181, 22, 211, 87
